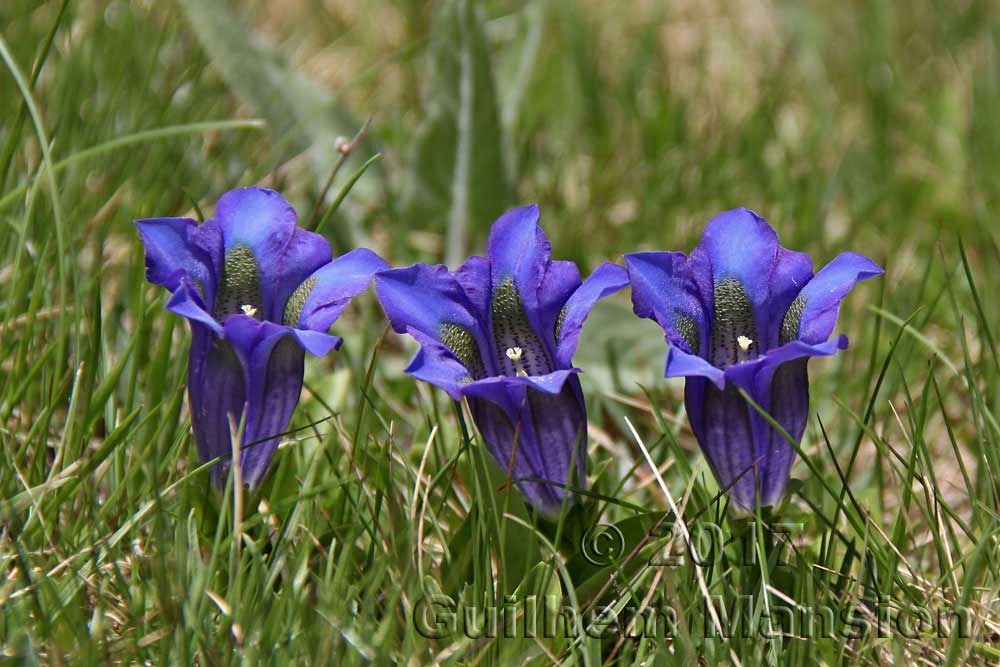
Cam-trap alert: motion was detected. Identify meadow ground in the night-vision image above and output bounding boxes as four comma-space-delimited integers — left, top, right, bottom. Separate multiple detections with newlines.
2, 0, 1000, 664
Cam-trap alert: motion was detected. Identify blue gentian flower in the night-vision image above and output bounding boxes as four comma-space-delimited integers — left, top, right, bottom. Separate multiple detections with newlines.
625, 208, 883, 511
375, 205, 628, 516
136, 187, 387, 485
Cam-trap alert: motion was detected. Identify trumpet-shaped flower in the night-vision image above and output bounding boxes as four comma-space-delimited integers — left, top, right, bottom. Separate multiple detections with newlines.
625, 208, 883, 511
136, 187, 387, 485
375, 205, 628, 516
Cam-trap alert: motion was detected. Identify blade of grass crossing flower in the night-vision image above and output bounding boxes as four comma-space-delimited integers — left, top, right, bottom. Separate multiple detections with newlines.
623, 416, 728, 649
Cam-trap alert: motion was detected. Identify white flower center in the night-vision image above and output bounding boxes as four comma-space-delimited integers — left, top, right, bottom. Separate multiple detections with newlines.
735, 335, 755, 364
505, 346, 528, 376
241, 304, 258, 317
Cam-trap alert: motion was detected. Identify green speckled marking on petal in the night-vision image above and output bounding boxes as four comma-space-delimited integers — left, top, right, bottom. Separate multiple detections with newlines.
214, 244, 262, 321
710, 278, 758, 368
780, 294, 806, 345
441, 323, 486, 380
492, 277, 552, 376
554, 306, 568, 341
283, 276, 318, 326
675, 314, 700, 353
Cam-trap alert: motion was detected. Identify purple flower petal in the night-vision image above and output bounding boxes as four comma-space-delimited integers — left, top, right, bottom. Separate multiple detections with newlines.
793, 252, 884, 345
135, 216, 221, 302
402, 329, 477, 401
375, 263, 494, 380
214, 187, 332, 321
537, 260, 583, 359
555, 262, 628, 368
626, 207, 883, 512
291, 248, 389, 331
222, 315, 306, 486
374, 204, 609, 516
137, 187, 379, 488
690, 379, 759, 511
375, 264, 482, 340
723, 335, 849, 390
241, 335, 305, 486
467, 397, 563, 513
186, 325, 246, 484
165, 277, 223, 335
624, 251, 709, 356
290, 329, 343, 357
466, 374, 587, 517
459, 368, 580, 415
486, 204, 558, 376
688, 355, 807, 510
696, 209, 783, 367
763, 248, 813, 350
665, 346, 726, 388
453, 254, 492, 324
698, 208, 779, 308
524, 375, 588, 515
759, 359, 809, 506
486, 204, 548, 318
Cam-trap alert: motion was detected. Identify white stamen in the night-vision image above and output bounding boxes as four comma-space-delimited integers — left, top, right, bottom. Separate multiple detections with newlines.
241, 304, 258, 317
505, 347, 528, 376
737, 335, 753, 352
